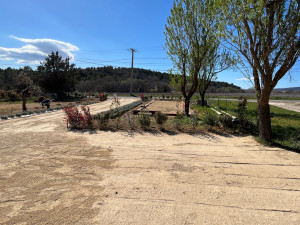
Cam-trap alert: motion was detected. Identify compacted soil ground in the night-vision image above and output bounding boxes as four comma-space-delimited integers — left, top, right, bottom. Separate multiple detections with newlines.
146, 100, 183, 115
1, 98, 300, 224
0, 98, 100, 117
268, 100, 300, 113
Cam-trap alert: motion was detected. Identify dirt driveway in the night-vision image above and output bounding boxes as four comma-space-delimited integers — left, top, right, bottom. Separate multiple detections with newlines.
268, 100, 300, 113
1, 98, 300, 224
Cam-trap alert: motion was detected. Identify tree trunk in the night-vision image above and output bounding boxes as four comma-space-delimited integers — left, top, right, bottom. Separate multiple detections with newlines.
258, 102, 272, 142
200, 93, 205, 106
22, 97, 27, 111
184, 98, 190, 116
22, 90, 28, 112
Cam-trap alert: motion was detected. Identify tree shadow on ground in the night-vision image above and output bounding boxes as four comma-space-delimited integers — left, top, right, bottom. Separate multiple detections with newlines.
67, 128, 97, 135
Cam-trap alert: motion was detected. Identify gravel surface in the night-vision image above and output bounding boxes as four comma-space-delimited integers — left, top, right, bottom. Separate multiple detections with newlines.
1, 98, 300, 224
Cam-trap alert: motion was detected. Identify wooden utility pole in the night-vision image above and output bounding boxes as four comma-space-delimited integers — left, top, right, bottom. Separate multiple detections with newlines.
129, 48, 137, 96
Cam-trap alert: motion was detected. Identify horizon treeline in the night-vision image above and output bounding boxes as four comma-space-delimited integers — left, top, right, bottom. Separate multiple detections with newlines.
0, 66, 242, 94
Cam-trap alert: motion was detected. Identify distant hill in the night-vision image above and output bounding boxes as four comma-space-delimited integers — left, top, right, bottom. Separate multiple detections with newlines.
0, 66, 242, 94
274, 87, 300, 92
76, 66, 242, 93
206, 81, 242, 93
76, 67, 172, 93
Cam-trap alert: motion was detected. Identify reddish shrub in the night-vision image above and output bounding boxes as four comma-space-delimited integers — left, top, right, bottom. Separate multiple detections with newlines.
98, 92, 107, 101
64, 105, 93, 129
140, 93, 144, 100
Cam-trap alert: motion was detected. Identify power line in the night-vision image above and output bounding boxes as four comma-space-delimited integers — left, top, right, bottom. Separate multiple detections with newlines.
74, 59, 104, 66
135, 63, 171, 65
79, 48, 128, 52
75, 57, 169, 62
135, 57, 169, 60
76, 57, 131, 62
78, 46, 164, 53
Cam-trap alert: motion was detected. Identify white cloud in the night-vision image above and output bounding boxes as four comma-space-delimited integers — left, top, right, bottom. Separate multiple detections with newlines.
236, 77, 254, 81
0, 35, 79, 64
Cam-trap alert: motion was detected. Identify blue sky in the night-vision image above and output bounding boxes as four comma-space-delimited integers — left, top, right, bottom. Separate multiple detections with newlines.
0, 0, 299, 89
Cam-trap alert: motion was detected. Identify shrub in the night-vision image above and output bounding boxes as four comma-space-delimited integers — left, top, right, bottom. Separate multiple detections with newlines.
64, 105, 93, 129
97, 111, 110, 129
219, 114, 233, 128
174, 112, 184, 130
124, 112, 136, 130
291, 131, 300, 150
110, 95, 121, 128
189, 113, 199, 130
203, 111, 218, 126
7, 90, 21, 101
138, 113, 150, 128
140, 93, 144, 100
140, 93, 148, 102
237, 97, 256, 132
237, 97, 247, 125
98, 92, 107, 101
155, 111, 168, 126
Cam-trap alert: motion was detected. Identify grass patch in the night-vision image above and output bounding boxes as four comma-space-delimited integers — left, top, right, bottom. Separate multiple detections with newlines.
0, 99, 35, 104
207, 99, 300, 151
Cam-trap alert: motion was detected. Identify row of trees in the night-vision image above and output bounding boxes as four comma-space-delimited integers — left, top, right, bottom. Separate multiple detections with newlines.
165, 0, 300, 142
0, 53, 171, 97
0, 53, 242, 97
76, 66, 171, 93
0, 52, 76, 99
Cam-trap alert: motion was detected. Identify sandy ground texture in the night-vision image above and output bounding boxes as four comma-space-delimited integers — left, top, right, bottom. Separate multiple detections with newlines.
140, 100, 193, 115
0, 99, 100, 117
1, 98, 300, 224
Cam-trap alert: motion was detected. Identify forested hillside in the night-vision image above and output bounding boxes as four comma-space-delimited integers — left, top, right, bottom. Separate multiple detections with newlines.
76, 66, 171, 93
0, 66, 242, 94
